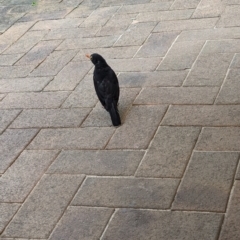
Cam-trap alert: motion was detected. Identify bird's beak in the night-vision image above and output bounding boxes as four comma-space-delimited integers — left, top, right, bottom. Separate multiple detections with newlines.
85, 54, 91, 59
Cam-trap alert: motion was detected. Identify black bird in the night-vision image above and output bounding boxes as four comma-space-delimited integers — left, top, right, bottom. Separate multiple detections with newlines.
86, 53, 121, 126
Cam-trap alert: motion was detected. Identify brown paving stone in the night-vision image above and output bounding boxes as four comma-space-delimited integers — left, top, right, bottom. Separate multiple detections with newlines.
157, 41, 204, 70
0, 110, 20, 130
72, 177, 179, 209
170, 0, 200, 9
219, 181, 240, 240
0, 203, 20, 233
82, 88, 140, 127
134, 87, 219, 104
0, 54, 23, 66
0, 129, 38, 174
0, 65, 35, 78
28, 127, 115, 150
0, 150, 58, 202
196, 127, 240, 151
136, 127, 200, 178
107, 105, 167, 149
49, 206, 113, 240
0, 77, 52, 92
102, 209, 223, 240
184, 53, 233, 86
173, 152, 239, 212
119, 71, 188, 87
217, 5, 240, 27
153, 18, 218, 32
47, 150, 144, 176
162, 105, 240, 126
2, 174, 85, 239
0, 92, 69, 109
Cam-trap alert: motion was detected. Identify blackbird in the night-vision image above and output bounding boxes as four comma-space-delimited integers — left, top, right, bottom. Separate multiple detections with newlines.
86, 53, 121, 126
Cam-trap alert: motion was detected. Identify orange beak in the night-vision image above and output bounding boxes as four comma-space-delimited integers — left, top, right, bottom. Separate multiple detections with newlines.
85, 54, 91, 59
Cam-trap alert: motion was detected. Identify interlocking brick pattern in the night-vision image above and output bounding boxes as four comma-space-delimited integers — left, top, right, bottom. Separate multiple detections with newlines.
0, 0, 239, 239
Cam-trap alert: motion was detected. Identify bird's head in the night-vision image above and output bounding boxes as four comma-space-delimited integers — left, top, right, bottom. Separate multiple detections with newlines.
85, 53, 107, 66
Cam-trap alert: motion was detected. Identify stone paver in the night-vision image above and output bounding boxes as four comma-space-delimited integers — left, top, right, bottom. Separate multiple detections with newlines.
0, 0, 238, 239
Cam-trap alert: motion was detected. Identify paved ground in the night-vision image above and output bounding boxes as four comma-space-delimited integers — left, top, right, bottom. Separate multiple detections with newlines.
0, 0, 240, 239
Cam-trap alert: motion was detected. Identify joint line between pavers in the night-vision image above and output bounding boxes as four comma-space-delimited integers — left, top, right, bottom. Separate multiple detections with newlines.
191, 0, 203, 18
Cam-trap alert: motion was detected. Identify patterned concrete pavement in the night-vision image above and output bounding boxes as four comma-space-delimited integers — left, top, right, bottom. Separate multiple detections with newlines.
0, 0, 240, 239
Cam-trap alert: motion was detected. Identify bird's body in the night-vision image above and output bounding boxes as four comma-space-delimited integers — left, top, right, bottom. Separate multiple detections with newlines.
86, 53, 121, 126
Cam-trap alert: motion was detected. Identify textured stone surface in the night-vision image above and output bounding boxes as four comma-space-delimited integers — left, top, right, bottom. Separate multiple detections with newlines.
173, 152, 239, 212
0, 54, 23, 66
0, 65, 35, 78
230, 53, 240, 69
217, 5, 240, 27
0, 110, 20, 129
171, 0, 200, 9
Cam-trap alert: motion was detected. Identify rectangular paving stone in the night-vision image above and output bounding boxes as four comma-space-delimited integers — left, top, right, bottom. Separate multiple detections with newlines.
101, 0, 150, 6
184, 53, 233, 86
134, 87, 219, 104
72, 177, 179, 209
47, 149, 144, 175
115, 22, 156, 47
170, 0, 200, 9
49, 206, 113, 240
162, 105, 240, 126
15, 40, 62, 66
102, 209, 223, 240
0, 65, 35, 78
119, 70, 188, 87
196, 127, 240, 151
136, 32, 179, 58
0, 203, 20, 233
0, 150, 58, 202
44, 61, 92, 91
0, 77, 52, 92
230, 53, 240, 69
173, 152, 239, 212
28, 127, 115, 150
107, 105, 167, 149
65, 5, 95, 18
0, 92, 69, 109
219, 181, 240, 240
136, 127, 200, 178
30, 50, 77, 76
215, 69, 240, 104
217, 5, 240, 27
10, 108, 91, 128
157, 41, 204, 70
0, 129, 38, 173
153, 18, 218, 32
0, 110, 20, 129
82, 88, 140, 127
0, 54, 23, 66
2, 174, 85, 239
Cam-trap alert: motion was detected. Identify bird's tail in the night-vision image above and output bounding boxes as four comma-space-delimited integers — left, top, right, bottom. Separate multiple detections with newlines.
109, 102, 121, 126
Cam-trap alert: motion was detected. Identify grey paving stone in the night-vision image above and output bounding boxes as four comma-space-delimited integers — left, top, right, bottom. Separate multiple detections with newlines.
107, 58, 161, 72
217, 5, 240, 27
28, 127, 115, 150
136, 127, 200, 178
118, 71, 188, 87
48, 149, 144, 175
44, 61, 92, 91
65, 5, 95, 18
49, 206, 113, 240
230, 53, 240, 69
173, 152, 239, 212
101, 0, 150, 6
136, 32, 179, 58
157, 41, 204, 70
220, 181, 240, 240
2, 174, 85, 239
0, 129, 38, 173
170, 0, 200, 9
0, 94, 5, 101
3, 30, 48, 54
62, 75, 98, 108
0, 54, 23, 66
162, 105, 240, 126
222, 0, 240, 4
72, 177, 179, 209
0, 203, 20, 233
15, 40, 62, 66
196, 127, 240, 151
10, 108, 91, 128
153, 18, 218, 32
107, 105, 167, 149
0, 92, 69, 109
0, 110, 20, 129
102, 209, 223, 240
0, 77, 52, 92
82, 88, 140, 127
192, 0, 223, 18
115, 22, 156, 47
0, 65, 35, 78
30, 50, 77, 76
216, 69, 240, 104
184, 53, 233, 86
0, 150, 58, 202
134, 87, 219, 104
